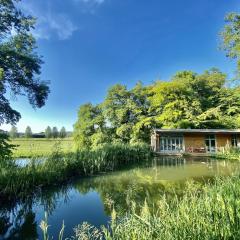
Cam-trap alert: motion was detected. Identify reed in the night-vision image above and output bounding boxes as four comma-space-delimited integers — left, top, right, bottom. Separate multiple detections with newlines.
0, 143, 153, 200
72, 175, 240, 240
215, 147, 240, 161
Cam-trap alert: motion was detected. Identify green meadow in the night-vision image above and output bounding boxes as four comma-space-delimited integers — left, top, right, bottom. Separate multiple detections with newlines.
11, 138, 74, 158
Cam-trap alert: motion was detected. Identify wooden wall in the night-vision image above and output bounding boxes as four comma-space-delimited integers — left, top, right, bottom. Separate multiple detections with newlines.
216, 134, 231, 150
184, 134, 205, 151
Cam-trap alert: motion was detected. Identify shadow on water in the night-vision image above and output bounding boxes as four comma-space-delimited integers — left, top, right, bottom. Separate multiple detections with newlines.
1, 156, 240, 239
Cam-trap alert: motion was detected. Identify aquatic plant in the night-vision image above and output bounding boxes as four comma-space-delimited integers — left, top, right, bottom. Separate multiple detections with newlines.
0, 143, 153, 200
215, 147, 240, 161
40, 212, 65, 240
71, 175, 240, 240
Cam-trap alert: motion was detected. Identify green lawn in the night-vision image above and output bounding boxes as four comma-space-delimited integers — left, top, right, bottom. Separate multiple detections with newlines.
10, 138, 74, 158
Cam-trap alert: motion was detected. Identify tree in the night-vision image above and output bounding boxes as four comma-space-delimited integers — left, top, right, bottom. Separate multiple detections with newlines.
59, 127, 67, 138
45, 126, 52, 139
0, 0, 50, 126
25, 126, 32, 138
148, 69, 229, 129
74, 83, 152, 148
221, 13, 240, 79
0, 131, 15, 162
73, 68, 240, 148
52, 127, 59, 138
0, 0, 50, 158
9, 125, 18, 138
74, 103, 107, 149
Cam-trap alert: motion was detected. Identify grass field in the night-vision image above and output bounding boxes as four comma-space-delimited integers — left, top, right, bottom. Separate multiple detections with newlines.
10, 138, 74, 158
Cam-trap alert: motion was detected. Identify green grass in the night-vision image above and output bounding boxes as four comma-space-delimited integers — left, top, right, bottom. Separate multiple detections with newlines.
10, 138, 74, 158
70, 175, 240, 240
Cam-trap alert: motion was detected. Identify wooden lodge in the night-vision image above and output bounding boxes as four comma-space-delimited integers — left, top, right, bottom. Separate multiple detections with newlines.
151, 129, 240, 155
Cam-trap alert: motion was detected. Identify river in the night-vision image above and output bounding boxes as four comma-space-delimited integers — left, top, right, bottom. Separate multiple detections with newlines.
0, 156, 239, 239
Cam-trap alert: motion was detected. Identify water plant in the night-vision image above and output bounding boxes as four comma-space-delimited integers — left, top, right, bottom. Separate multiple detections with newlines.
71, 175, 240, 240
0, 143, 153, 200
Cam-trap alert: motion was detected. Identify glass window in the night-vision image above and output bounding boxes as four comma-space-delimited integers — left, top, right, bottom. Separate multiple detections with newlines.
205, 134, 216, 153
159, 135, 183, 152
232, 135, 238, 147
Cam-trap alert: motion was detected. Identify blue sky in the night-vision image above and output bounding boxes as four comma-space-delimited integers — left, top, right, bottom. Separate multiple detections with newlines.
2, 0, 240, 132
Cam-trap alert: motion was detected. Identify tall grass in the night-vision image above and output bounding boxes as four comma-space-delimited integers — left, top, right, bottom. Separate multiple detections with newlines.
71, 175, 240, 240
215, 147, 240, 161
0, 143, 153, 200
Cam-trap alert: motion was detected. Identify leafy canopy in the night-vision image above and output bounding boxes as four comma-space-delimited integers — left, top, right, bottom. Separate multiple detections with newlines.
74, 69, 240, 149
0, 0, 50, 125
221, 12, 240, 79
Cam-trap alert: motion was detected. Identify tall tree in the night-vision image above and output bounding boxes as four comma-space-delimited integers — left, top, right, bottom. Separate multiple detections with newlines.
221, 12, 240, 80
148, 69, 229, 129
25, 126, 32, 138
59, 127, 67, 138
9, 125, 18, 138
52, 127, 58, 138
45, 126, 52, 139
0, 0, 50, 158
74, 103, 108, 149
0, 0, 50, 126
74, 69, 240, 148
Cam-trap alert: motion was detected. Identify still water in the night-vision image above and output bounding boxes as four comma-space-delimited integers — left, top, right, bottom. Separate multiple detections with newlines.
1, 156, 240, 239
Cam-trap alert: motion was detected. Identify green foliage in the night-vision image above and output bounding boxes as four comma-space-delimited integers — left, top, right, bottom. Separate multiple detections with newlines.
45, 126, 52, 139
74, 82, 152, 149
59, 127, 67, 138
52, 127, 58, 138
25, 126, 32, 138
0, 131, 15, 162
74, 69, 240, 148
72, 175, 240, 240
221, 12, 240, 79
0, 144, 152, 199
9, 125, 18, 138
74, 103, 109, 149
0, 0, 49, 125
215, 147, 240, 161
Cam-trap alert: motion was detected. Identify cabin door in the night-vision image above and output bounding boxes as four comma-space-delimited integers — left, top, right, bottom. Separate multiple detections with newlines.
205, 135, 216, 153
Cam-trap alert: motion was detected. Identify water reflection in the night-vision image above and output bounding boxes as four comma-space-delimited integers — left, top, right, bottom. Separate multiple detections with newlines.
0, 156, 240, 239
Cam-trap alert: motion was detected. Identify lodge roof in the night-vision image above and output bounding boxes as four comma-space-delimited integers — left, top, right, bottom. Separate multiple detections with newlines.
153, 129, 240, 134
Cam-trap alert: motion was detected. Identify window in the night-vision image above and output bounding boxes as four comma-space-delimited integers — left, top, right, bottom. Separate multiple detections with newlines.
232, 134, 238, 147
205, 134, 216, 153
159, 135, 184, 152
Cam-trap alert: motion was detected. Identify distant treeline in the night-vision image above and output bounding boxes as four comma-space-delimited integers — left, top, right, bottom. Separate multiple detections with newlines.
74, 69, 240, 149
8, 126, 72, 139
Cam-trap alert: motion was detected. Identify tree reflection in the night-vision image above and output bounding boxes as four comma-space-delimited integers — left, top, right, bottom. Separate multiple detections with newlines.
0, 184, 71, 240
0, 156, 239, 239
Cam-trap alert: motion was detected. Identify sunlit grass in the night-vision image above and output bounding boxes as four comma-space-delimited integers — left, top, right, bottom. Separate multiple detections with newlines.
11, 138, 74, 158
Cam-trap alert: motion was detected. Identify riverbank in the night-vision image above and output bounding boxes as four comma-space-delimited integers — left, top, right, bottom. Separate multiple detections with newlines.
0, 144, 153, 201
213, 148, 240, 161
64, 174, 240, 240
